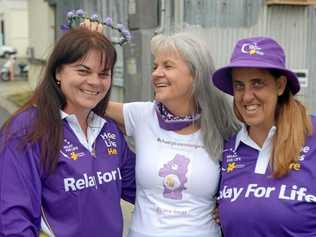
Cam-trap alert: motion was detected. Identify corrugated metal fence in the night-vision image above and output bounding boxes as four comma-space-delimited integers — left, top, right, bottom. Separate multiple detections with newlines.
55, 0, 316, 112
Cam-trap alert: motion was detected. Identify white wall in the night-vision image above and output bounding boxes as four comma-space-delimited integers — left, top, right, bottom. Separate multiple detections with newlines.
28, 0, 55, 60
0, 0, 29, 57
28, 0, 55, 88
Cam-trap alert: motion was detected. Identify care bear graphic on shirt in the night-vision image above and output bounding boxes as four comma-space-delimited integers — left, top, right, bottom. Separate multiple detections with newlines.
159, 154, 190, 200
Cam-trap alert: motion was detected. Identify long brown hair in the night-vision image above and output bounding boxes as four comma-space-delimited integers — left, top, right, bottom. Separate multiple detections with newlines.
1, 28, 117, 174
233, 69, 313, 177
271, 71, 312, 177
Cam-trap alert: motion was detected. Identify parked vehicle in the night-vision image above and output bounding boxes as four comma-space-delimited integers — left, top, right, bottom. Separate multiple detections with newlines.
0, 66, 10, 81
0, 45, 17, 58
0, 55, 16, 81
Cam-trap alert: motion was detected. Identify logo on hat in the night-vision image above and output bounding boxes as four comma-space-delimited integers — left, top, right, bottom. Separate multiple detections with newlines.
241, 43, 264, 56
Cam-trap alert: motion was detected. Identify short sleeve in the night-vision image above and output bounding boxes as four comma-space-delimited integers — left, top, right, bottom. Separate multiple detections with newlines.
123, 102, 153, 137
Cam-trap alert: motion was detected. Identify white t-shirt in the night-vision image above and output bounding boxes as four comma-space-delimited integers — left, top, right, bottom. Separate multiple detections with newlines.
124, 102, 221, 237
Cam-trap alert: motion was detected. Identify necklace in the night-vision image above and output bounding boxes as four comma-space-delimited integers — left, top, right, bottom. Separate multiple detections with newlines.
155, 102, 200, 131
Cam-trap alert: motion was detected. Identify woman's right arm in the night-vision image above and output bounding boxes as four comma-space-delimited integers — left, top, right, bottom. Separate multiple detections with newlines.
106, 101, 126, 133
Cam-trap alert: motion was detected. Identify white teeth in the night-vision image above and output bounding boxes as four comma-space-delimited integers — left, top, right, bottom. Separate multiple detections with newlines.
245, 105, 258, 111
81, 89, 99, 95
155, 83, 167, 87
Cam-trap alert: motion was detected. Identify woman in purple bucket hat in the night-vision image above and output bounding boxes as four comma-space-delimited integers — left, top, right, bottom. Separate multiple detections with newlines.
213, 36, 316, 236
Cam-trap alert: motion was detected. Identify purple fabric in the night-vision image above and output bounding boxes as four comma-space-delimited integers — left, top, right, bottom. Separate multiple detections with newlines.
155, 102, 200, 131
159, 154, 190, 200
218, 116, 316, 237
0, 108, 136, 237
212, 36, 300, 95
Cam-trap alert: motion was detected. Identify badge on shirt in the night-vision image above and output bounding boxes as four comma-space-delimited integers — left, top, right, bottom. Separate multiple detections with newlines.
100, 132, 118, 156
60, 139, 85, 160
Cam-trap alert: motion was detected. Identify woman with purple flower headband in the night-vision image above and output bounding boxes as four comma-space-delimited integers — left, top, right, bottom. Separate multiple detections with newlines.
103, 30, 240, 236
0, 19, 136, 237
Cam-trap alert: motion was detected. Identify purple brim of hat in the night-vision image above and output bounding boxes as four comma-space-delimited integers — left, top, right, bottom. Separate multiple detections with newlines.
212, 59, 300, 95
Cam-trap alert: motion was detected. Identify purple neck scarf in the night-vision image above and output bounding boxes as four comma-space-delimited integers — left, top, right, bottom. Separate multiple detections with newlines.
155, 102, 200, 131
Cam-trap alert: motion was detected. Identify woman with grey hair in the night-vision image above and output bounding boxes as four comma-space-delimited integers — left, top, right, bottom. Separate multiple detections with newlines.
107, 31, 239, 237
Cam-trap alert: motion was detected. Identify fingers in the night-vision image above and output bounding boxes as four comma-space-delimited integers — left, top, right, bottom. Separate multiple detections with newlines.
212, 213, 220, 224
211, 206, 220, 224
80, 19, 103, 33
96, 23, 103, 33
80, 19, 90, 29
90, 21, 103, 32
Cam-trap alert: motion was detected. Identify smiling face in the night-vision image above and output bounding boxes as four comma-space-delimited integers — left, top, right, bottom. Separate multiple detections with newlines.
151, 50, 195, 115
232, 68, 287, 132
56, 49, 112, 117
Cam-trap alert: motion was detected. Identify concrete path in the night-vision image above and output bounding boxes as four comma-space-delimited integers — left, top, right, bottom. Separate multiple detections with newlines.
0, 80, 32, 114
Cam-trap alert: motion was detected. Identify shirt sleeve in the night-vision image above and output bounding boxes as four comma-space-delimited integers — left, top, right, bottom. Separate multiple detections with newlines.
119, 132, 136, 204
0, 136, 42, 236
123, 101, 153, 137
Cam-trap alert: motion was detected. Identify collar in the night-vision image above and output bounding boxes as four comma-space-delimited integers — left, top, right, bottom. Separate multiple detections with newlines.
60, 110, 106, 128
154, 101, 201, 131
234, 123, 276, 152
60, 110, 106, 152
234, 123, 276, 175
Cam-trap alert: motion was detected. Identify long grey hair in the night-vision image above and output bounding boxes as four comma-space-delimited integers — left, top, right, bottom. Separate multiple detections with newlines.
151, 31, 240, 159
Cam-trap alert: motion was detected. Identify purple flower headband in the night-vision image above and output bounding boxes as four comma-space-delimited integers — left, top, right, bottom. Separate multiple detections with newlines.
60, 9, 131, 46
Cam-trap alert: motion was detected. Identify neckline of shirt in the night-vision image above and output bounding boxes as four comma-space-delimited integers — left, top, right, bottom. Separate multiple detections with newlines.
60, 110, 106, 152
234, 123, 276, 175
150, 103, 201, 141
234, 123, 276, 152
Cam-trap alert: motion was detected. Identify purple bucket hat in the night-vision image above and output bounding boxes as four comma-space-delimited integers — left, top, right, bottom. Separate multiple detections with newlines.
212, 36, 300, 95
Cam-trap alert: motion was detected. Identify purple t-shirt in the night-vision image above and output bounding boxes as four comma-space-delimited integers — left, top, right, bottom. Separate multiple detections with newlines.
218, 116, 316, 237
0, 108, 136, 237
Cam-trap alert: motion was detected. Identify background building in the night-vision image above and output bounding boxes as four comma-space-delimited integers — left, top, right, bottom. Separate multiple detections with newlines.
0, 0, 28, 57
27, 0, 316, 112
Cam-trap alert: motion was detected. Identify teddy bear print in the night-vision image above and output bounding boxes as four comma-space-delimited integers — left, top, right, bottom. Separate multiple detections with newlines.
159, 154, 190, 200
